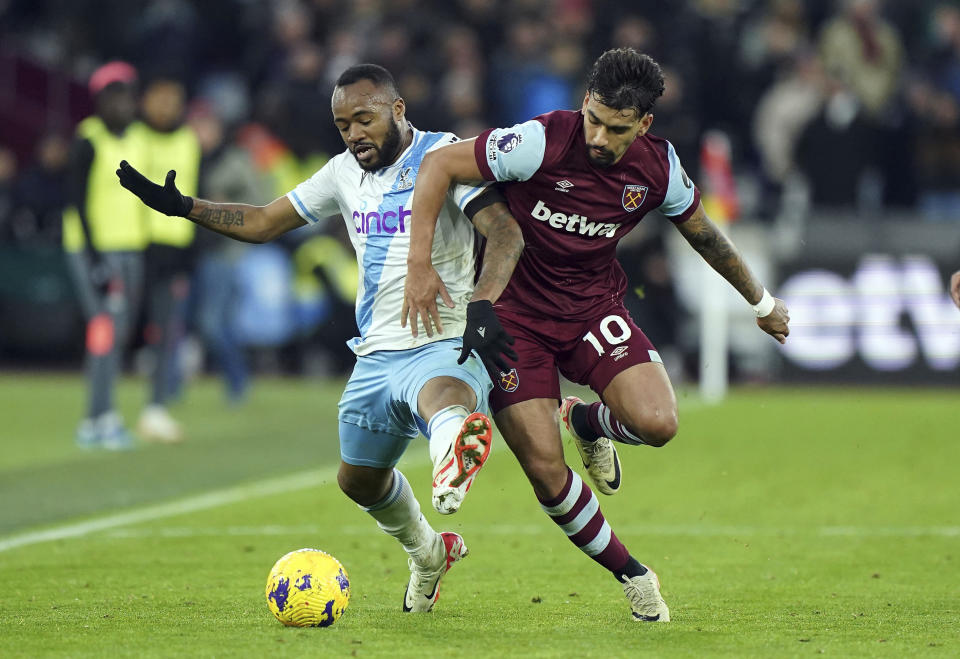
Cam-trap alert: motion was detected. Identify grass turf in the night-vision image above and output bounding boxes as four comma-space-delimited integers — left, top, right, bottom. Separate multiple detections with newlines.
0, 375, 957, 657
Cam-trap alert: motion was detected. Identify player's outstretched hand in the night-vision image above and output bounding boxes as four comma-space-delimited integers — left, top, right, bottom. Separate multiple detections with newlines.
950, 271, 960, 309
458, 300, 517, 372
116, 160, 193, 217
757, 298, 790, 344
402, 262, 454, 337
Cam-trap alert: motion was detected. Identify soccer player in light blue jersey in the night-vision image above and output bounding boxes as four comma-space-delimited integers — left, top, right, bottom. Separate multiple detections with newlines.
116, 64, 524, 613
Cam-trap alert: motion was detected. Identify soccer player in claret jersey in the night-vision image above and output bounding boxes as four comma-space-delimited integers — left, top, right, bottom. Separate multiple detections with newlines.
116, 64, 524, 613
404, 48, 790, 622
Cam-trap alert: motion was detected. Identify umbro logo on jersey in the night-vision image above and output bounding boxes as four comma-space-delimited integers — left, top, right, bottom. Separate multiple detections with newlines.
554, 179, 574, 192
611, 346, 630, 361
531, 200, 619, 238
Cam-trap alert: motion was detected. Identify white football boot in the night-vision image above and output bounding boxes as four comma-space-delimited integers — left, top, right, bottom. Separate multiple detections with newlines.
402, 532, 468, 612
431, 412, 493, 514
622, 566, 670, 622
137, 404, 184, 444
558, 396, 621, 495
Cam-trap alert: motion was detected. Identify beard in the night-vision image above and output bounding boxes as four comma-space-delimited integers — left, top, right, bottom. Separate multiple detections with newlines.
354, 119, 404, 172
585, 144, 615, 168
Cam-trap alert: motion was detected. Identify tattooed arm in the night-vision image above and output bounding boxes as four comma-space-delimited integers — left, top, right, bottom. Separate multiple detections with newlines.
186, 197, 305, 244
674, 203, 790, 343
116, 160, 305, 243
457, 192, 523, 371
466, 197, 524, 305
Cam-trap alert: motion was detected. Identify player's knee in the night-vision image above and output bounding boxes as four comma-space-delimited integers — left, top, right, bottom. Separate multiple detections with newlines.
622, 408, 677, 448
336, 469, 362, 501
337, 466, 389, 507
641, 413, 678, 447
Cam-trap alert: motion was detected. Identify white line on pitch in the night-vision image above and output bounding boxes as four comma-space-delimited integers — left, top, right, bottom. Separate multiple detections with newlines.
0, 468, 336, 554
98, 523, 960, 539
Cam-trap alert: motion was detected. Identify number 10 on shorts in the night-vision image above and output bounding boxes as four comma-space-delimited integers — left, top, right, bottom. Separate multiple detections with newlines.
582, 315, 633, 356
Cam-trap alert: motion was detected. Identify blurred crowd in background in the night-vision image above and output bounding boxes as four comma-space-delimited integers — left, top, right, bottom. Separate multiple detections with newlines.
0, 0, 958, 384
6, 0, 960, 232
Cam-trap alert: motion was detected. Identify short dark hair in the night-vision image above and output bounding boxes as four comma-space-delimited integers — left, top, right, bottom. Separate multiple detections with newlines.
586, 48, 664, 117
334, 63, 399, 98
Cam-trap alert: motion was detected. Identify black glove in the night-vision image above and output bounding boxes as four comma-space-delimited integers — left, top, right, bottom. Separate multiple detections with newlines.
116, 160, 193, 217
458, 300, 517, 373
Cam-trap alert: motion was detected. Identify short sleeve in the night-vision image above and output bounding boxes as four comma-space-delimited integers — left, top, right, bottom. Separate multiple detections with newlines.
286, 159, 340, 224
473, 120, 547, 182
426, 133, 490, 210
658, 141, 700, 222
449, 181, 490, 211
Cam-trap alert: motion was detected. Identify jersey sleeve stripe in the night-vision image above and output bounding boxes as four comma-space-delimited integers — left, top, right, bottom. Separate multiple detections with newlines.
456, 182, 489, 210
659, 140, 700, 223
288, 190, 322, 224
668, 187, 701, 224
474, 129, 496, 181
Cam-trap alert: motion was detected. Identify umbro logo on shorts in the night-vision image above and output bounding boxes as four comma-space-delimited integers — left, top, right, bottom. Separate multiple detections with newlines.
611, 346, 630, 361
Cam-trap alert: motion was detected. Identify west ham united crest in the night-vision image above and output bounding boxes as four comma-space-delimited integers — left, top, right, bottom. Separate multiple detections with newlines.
622, 184, 648, 212
498, 368, 519, 392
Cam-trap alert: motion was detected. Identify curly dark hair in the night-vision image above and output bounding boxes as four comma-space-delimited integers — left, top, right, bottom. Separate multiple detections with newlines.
334, 63, 399, 98
586, 48, 665, 117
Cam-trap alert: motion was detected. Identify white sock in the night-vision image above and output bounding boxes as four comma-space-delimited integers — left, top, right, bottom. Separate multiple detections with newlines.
426, 405, 471, 465
361, 469, 438, 559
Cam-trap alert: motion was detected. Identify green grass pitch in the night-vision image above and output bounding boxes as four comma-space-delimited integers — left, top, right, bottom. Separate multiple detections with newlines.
0, 374, 957, 657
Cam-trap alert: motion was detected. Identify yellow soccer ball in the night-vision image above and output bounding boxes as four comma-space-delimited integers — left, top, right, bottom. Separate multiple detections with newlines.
265, 548, 350, 627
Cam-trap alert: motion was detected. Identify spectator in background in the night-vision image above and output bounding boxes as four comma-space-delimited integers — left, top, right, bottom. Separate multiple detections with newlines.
753, 50, 826, 216
819, 0, 903, 120
438, 25, 486, 132
490, 14, 558, 123
136, 77, 202, 443
11, 133, 70, 244
908, 78, 960, 222
818, 0, 913, 207
270, 41, 335, 159
188, 103, 269, 403
0, 148, 16, 240
924, 3, 960, 102
908, 3, 960, 221
796, 71, 875, 208
62, 61, 147, 450
739, 0, 809, 99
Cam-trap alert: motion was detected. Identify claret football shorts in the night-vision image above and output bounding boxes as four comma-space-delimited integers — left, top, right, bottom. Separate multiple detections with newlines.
487, 300, 661, 413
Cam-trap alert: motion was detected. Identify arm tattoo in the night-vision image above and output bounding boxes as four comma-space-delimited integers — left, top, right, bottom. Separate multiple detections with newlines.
186, 199, 259, 242
196, 206, 245, 228
676, 209, 763, 303
472, 202, 524, 301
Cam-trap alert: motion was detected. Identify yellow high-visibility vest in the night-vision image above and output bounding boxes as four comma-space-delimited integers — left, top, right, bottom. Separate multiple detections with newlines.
136, 123, 201, 248
62, 117, 150, 252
